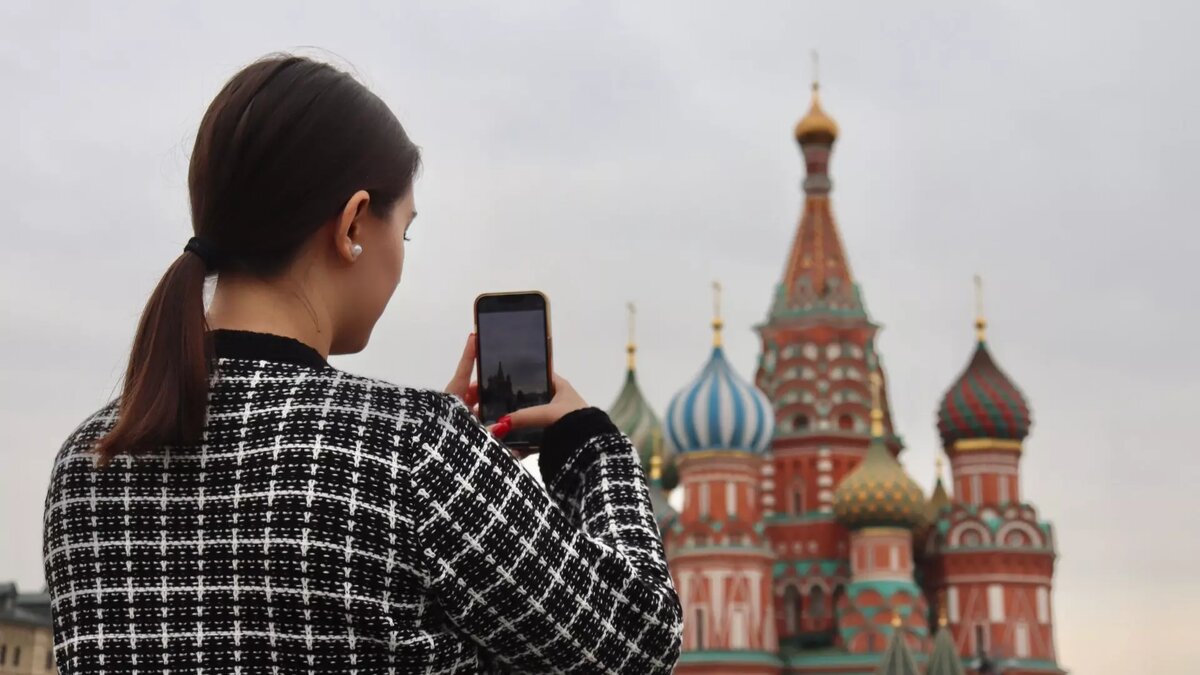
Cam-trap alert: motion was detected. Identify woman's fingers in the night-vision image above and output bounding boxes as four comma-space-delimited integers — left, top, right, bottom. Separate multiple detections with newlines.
444, 333, 476, 399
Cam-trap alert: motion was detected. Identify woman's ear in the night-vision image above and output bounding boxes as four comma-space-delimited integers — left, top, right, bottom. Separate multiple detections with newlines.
334, 190, 372, 263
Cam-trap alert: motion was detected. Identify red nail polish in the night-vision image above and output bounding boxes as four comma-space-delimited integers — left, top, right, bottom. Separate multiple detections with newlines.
493, 416, 512, 439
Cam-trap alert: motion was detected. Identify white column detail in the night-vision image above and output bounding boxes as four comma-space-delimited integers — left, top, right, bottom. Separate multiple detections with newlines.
988, 584, 1005, 622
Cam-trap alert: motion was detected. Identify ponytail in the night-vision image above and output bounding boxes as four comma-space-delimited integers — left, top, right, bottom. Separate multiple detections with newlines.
92, 54, 419, 464
94, 251, 211, 464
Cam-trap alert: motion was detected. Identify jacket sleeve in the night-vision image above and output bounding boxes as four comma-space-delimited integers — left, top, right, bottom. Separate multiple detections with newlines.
409, 393, 682, 674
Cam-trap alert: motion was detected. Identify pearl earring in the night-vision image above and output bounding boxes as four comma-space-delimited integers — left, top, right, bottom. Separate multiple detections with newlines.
351, 243, 363, 259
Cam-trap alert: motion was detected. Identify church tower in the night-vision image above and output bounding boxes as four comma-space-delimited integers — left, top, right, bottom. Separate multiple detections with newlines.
832, 371, 930, 655
924, 280, 1063, 675
665, 284, 781, 674
754, 70, 903, 652
609, 302, 676, 490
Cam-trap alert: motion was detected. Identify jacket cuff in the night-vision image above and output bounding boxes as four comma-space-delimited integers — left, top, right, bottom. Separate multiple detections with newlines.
538, 407, 619, 484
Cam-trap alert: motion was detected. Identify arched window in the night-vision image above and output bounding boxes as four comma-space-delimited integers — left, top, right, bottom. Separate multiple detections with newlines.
809, 585, 827, 619
792, 481, 805, 515
793, 414, 810, 431
784, 586, 802, 634
838, 414, 853, 430
694, 607, 706, 649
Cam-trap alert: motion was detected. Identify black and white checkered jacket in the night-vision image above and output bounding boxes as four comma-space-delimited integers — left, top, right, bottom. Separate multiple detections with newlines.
42, 330, 682, 674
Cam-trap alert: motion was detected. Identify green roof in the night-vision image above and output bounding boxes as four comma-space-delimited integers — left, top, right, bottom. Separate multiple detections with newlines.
677, 650, 783, 666
926, 627, 965, 675
875, 628, 921, 675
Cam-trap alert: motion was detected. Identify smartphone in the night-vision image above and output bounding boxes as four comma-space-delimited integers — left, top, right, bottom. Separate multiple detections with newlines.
474, 291, 554, 450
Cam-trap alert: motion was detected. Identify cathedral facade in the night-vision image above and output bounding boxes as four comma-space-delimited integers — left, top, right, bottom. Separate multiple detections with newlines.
609, 81, 1064, 675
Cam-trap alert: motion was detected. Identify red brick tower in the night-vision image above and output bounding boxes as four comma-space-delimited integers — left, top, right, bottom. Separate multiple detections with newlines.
753, 76, 903, 653
924, 280, 1063, 675
665, 284, 781, 675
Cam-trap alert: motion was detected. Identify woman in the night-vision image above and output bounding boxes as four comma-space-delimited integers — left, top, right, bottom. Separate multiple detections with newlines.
42, 55, 682, 674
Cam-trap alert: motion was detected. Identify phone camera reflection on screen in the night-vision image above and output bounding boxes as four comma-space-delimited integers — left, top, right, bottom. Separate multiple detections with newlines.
478, 309, 551, 424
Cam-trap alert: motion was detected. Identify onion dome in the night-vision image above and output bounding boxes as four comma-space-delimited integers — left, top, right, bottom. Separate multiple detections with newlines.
834, 373, 926, 530
665, 283, 774, 455
936, 278, 1032, 448
609, 369, 658, 456
608, 303, 677, 488
794, 82, 839, 142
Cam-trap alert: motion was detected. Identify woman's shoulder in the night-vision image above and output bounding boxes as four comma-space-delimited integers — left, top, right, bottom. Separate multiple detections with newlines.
53, 399, 120, 466
327, 369, 469, 432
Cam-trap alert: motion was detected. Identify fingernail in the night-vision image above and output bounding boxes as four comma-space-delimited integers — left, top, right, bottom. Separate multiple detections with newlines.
492, 416, 512, 439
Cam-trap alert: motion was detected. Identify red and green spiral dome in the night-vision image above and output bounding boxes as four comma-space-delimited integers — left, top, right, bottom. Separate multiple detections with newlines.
937, 340, 1031, 447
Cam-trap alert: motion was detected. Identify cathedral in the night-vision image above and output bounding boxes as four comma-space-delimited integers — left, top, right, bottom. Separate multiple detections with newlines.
608, 79, 1064, 675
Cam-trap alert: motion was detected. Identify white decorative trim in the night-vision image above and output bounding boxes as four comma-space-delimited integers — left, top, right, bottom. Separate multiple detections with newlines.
953, 464, 1019, 475
941, 573, 1054, 585
949, 521, 992, 547
987, 584, 1005, 622
996, 521, 1044, 548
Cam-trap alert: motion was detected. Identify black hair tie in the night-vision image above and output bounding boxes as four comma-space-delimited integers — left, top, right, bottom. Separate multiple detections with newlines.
184, 236, 222, 271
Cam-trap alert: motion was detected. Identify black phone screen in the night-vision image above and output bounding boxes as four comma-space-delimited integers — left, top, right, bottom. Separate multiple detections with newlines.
475, 293, 552, 447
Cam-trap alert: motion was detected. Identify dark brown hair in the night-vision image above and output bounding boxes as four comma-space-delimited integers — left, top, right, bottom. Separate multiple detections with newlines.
95, 55, 420, 463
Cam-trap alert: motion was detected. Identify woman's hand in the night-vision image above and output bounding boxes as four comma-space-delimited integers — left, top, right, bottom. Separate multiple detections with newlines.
445, 333, 479, 416
490, 375, 589, 458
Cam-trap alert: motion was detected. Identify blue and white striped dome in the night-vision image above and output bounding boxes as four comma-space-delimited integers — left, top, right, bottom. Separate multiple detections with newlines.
665, 346, 775, 455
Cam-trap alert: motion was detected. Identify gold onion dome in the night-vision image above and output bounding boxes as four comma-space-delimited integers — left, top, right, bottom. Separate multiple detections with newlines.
833, 441, 927, 530
833, 373, 926, 530
794, 83, 839, 142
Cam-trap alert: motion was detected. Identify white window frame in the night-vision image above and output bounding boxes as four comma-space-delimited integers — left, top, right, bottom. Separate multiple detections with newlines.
988, 584, 1005, 622
1014, 621, 1031, 657
1037, 587, 1050, 623
730, 606, 749, 649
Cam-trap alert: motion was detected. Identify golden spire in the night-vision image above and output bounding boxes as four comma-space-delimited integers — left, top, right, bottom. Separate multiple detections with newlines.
712, 280, 724, 347
869, 370, 884, 439
649, 427, 664, 482
794, 51, 839, 141
626, 301, 637, 371
974, 274, 987, 343
938, 604, 949, 627
891, 614, 903, 629
935, 455, 944, 479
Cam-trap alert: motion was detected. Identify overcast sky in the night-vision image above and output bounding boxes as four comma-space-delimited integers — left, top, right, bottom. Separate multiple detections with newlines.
2, 2, 1197, 673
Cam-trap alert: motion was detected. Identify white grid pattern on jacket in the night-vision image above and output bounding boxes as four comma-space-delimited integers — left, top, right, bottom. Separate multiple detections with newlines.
42, 355, 682, 673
